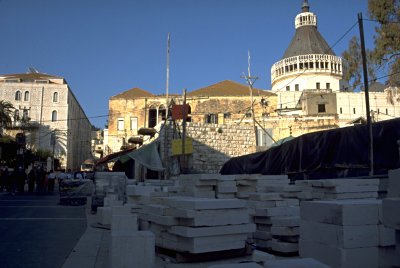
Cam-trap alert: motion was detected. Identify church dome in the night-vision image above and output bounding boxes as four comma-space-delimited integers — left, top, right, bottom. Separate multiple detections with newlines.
270, 0, 343, 92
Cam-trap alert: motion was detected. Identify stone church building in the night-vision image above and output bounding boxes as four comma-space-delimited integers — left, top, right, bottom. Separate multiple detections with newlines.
105, 1, 399, 174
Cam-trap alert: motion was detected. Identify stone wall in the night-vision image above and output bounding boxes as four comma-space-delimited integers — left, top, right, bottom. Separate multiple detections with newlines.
162, 122, 257, 174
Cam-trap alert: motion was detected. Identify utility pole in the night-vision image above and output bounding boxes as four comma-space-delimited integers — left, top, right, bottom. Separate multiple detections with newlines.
181, 89, 187, 174
358, 12, 374, 176
241, 51, 259, 146
164, 33, 171, 180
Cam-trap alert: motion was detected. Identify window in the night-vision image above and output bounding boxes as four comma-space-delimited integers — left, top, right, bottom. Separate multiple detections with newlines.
340, 107, 342, 114
15, 91, 21, 101
24, 91, 29, 101
53, 92, 58, 102
318, 104, 326, 113
326, 83, 330, 89
377, 108, 380, 114
286, 86, 290, 91
117, 118, 124, 130
245, 112, 252, 118
316, 83, 320, 90
223, 113, 231, 119
386, 108, 388, 115
353, 108, 356, 114
205, 114, 218, 124
130, 117, 138, 130
295, 84, 299, 91
51, 110, 57, 122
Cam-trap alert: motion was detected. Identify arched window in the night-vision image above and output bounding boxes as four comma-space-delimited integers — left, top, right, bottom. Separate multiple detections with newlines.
15, 91, 21, 101
24, 91, 29, 101
53, 92, 58, 102
51, 110, 57, 122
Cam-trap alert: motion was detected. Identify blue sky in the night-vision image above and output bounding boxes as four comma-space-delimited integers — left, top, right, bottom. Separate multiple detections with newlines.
0, 0, 375, 128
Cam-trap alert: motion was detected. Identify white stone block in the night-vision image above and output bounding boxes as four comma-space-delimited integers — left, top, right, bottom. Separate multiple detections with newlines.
216, 193, 236, 199
264, 258, 330, 268
388, 168, 400, 197
169, 223, 256, 237
300, 199, 381, 226
139, 212, 179, 226
300, 220, 378, 248
379, 245, 400, 268
111, 205, 133, 216
208, 264, 263, 268
163, 196, 246, 210
270, 216, 300, 227
249, 193, 282, 201
299, 239, 378, 268
171, 208, 250, 226
253, 230, 272, 241
126, 185, 157, 196
382, 198, 400, 229
97, 206, 111, 225
111, 214, 138, 234
312, 178, 379, 187
271, 226, 299, 237
110, 231, 155, 268
270, 239, 298, 253
255, 206, 299, 217
143, 204, 171, 216
379, 224, 396, 246
216, 185, 237, 193
251, 250, 275, 263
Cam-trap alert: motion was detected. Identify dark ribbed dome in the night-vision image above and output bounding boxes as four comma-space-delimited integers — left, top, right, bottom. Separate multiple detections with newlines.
283, 25, 336, 59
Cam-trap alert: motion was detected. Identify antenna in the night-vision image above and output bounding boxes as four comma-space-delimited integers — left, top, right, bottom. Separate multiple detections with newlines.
28, 67, 39, 74
241, 50, 259, 144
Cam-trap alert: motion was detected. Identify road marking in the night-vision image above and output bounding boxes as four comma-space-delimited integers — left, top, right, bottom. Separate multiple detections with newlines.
0, 218, 86, 220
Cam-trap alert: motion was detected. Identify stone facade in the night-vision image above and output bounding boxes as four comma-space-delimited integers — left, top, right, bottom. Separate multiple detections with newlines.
0, 72, 92, 170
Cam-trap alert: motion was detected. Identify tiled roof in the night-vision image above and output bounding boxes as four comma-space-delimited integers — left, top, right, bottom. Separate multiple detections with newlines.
111, 87, 154, 99
0, 73, 63, 80
187, 80, 275, 97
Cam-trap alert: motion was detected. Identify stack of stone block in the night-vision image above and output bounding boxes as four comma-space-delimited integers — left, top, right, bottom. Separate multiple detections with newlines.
215, 175, 237, 199
295, 178, 379, 200
141, 196, 255, 254
299, 199, 396, 268
235, 175, 290, 199
381, 168, 400, 267
177, 174, 217, 198
126, 184, 168, 205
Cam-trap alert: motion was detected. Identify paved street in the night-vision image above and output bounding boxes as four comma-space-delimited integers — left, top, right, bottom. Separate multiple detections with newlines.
0, 192, 86, 268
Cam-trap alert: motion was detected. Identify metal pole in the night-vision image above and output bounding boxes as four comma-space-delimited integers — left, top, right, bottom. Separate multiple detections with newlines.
358, 12, 374, 175
181, 89, 187, 173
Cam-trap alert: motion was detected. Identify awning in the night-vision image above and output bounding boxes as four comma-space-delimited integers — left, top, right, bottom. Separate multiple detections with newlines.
95, 148, 135, 165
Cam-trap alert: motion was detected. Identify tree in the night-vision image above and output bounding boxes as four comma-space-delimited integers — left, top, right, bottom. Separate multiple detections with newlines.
342, 0, 399, 90
0, 100, 14, 130
369, 0, 400, 87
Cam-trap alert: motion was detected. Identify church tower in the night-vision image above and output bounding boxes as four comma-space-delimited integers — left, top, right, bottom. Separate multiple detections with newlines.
271, 0, 343, 94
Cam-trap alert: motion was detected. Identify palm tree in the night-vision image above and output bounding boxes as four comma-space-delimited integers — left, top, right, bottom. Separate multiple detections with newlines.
0, 100, 14, 130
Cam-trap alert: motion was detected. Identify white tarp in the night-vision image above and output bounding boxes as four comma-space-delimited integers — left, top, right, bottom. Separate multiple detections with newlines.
119, 140, 165, 171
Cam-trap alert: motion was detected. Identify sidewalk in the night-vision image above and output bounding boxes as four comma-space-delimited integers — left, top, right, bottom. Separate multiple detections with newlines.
62, 201, 110, 268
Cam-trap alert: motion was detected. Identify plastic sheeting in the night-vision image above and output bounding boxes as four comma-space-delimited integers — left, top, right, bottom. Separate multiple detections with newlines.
220, 118, 400, 180
119, 140, 165, 171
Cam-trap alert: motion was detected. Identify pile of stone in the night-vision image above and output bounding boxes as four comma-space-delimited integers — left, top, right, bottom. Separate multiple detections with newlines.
177, 174, 217, 198
141, 196, 255, 254
295, 178, 379, 200
235, 175, 290, 199
299, 198, 396, 268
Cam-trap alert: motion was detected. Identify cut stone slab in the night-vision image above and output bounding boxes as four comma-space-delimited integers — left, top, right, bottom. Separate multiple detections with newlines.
309, 178, 379, 187
253, 230, 272, 240
378, 224, 396, 246
143, 204, 172, 216
172, 208, 250, 227
97, 206, 111, 225
111, 214, 138, 234
388, 168, 400, 197
139, 212, 179, 226
299, 239, 379, 268
110, 231, 155, 268
208, 263, 263, 268
252, 250, 276, 263
300, 220, 379, 248
255, 206, 299, 217
263, 258, 330, 268
382, 198, 400, 229
162, 196, 246, 210
271, 226, 299, 237
271, 216, 300, 227
169, 223, 256, 237
126, 185, 157, 196
300, 199, 381, 226
270, 239, 298, 253
249, 193, 283, 201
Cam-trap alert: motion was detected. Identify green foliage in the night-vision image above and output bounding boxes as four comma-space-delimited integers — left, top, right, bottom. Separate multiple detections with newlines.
368, 0, 400, 86
0, 100, 15, 129
34, 148, 53, 161
342, 0, 399, 89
